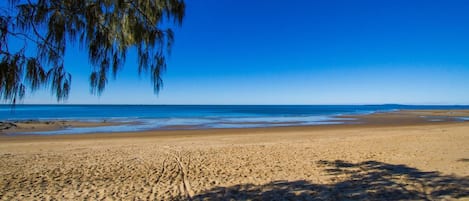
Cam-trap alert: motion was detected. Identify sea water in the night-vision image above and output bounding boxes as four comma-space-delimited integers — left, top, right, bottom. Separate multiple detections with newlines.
1, 105, 468, 134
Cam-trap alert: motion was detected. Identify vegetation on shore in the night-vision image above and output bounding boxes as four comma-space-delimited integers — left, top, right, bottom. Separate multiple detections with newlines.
0, 0, 185, 103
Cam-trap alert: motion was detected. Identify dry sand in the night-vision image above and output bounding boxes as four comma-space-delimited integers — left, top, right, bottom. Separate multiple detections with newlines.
0, 111, 468, 200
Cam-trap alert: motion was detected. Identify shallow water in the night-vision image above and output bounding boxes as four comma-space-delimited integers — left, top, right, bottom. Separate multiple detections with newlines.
2, 104, 469, 134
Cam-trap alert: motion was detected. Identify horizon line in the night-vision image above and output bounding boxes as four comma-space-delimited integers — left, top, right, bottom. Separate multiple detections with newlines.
2, 103, 469, 106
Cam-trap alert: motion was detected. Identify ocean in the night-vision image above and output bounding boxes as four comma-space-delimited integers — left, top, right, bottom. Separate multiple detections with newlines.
1, 105, 469, 134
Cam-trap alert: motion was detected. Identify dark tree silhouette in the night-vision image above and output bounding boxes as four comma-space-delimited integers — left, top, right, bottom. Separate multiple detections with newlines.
0, 0, 185, 103
192, 160, 469, 200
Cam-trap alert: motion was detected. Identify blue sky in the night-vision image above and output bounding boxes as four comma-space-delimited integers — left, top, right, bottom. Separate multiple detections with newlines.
22, 0, 469, 104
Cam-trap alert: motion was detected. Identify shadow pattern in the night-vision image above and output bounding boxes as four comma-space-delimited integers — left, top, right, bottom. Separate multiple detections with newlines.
191, 160, 469, 201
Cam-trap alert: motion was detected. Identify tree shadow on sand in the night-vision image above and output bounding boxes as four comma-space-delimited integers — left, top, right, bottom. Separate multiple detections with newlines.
191, 160, 469, 200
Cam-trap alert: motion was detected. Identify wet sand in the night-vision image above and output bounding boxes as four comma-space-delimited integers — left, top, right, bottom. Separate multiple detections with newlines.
0, 110, 468, 200
0, 120, 123, 133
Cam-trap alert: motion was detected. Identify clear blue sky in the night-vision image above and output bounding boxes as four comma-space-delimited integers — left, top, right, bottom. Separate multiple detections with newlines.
24, 0, 469, 104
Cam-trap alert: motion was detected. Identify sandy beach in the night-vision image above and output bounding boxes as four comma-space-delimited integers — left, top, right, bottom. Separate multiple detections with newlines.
2, 0, 468, 200
0, 110, 468, 200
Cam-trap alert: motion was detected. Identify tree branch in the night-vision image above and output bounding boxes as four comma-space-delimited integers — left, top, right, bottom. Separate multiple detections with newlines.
126, 0, 157, 26
25, 0, 62, 59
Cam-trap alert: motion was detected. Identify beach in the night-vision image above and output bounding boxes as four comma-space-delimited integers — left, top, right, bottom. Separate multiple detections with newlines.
0, 110, 468, 200
1, 0, 468, 200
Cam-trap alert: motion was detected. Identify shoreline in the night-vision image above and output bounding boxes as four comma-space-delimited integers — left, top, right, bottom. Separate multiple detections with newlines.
0, 109, 468, 142
1, 109, 469, 137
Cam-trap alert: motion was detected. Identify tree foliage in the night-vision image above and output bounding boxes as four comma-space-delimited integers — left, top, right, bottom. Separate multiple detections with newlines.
0, 0, 185, 103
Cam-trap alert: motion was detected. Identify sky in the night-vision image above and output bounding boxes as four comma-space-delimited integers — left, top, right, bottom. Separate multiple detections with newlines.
20, 0, 469, 104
